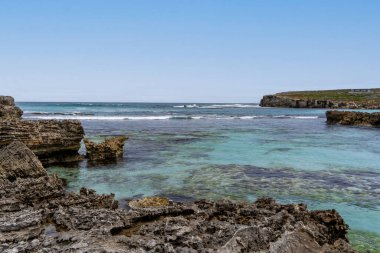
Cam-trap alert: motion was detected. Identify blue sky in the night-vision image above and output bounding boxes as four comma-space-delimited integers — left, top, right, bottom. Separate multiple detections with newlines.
1, 0, 379, 102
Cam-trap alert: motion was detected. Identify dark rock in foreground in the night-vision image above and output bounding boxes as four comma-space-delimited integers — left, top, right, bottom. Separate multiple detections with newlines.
0, 141, 47, 181
326, 110, 380, 127
0, 96, 23, 119
0, 142, 355, 252
84, 136, 127, 163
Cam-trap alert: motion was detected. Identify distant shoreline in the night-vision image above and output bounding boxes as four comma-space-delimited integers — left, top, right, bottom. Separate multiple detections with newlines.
260, 88, 380, 109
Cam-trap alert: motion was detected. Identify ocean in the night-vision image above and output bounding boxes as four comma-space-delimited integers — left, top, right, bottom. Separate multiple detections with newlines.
19, 102, 380, 251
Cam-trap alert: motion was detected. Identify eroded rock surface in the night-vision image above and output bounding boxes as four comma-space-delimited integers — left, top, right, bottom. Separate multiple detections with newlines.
260, 94, 380, 109
0, 119, 84, 166
0, 141, 46, 181
0, 96, 23, 119
84, 136, 127, 163
0, 142, 356, 252
326, 110, 380, 127
0, 95, 85, 166
260, 95, 337, 108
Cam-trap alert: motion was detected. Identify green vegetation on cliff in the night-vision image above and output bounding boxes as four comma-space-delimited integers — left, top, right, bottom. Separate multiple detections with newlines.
276, 88, 380, 102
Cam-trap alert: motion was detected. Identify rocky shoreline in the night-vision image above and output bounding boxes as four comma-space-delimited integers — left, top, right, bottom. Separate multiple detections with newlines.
0, 142, 355, 252
326, 111, 380, 127
260, 89, 380, 109
0, 95, 357, 252
0, 96, 84, 166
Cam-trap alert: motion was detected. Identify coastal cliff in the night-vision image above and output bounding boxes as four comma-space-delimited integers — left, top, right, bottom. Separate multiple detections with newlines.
0, 141, 355, 252
326, 111, 380, 127
0, 96, 84, 166
260, 89, 380, 109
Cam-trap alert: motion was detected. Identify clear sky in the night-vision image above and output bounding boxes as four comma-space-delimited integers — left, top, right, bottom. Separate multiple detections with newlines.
1, 0, 379, 102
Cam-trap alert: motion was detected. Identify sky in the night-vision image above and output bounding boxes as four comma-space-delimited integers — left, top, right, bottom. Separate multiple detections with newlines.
0, 0, 380, 103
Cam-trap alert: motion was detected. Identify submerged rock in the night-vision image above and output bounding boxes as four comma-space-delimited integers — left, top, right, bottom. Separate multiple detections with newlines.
0, 96, 23, 119
84, 136, 127, 163
0, 141, 46, 181
326, 110, 380, 127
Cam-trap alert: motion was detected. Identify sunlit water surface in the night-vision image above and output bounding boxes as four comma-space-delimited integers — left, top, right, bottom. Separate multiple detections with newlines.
19, 102, 380, 251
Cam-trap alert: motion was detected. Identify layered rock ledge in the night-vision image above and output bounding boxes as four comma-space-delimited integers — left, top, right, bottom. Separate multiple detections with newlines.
0, 96, 23, 119
326, 110, 380, 127
260, 95, 336, 108
0, 142, 355, 252
0, 96, 84, 166
84, 136, 127, 163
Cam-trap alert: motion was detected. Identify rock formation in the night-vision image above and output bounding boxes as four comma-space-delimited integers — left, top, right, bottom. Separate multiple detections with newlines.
0, 95, 84, 166
260, 95, 336, 108
0, 119, 84, 166
0, 141, 47, 181
0, 96, 23, 119
84, 136, 127, 163
0, 142, 355, 252
260, 89, 380, 109
326, 110, 380, 127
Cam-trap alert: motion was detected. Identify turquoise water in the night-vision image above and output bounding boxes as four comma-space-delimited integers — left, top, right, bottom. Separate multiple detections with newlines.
19, 102, 380, 251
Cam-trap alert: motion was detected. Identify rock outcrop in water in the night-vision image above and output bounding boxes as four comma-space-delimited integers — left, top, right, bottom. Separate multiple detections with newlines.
0, 95, 85, 166
0, 96, 23, 119
84, 136, 127, 163
326, 110, 380, 127
0, 142, 355, 252
0, 119, 84, 166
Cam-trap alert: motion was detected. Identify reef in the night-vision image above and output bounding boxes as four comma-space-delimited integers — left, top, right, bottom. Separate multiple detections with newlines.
260, 89, 380, 109
0, 141, 356, 252
0, 96, 84, 166
326, 110, 380, 127
84, 136, 127, 163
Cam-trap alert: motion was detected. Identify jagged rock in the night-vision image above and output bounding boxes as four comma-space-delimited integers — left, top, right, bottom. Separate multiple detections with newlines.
0, 141, 46, 181
129, 196, 171, 209
0, 96, 23, 119
0, 119, 84, 166
84, 136, 127, 163
0, 142, 356, 252
326, 110, 380, 127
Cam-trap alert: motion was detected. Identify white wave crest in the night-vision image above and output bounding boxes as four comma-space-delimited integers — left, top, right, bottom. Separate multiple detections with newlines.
22, 114, 319, 121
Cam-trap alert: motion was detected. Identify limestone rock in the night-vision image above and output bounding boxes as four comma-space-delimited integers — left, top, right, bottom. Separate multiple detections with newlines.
84, 136, 127, 163
0, 141, 46, 181
326, 110, 380, 127
0, 119, 84, 166
129, 196, 171, 209
0, 96, 23, 119
260, 95, 335, 108
0, 138, 356, 252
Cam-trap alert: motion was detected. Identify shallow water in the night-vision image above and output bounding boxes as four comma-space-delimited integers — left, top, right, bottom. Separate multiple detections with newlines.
19, 102, 380, 251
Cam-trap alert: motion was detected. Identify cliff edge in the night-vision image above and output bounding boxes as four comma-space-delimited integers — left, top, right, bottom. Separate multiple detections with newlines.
260, 89, 380, 109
